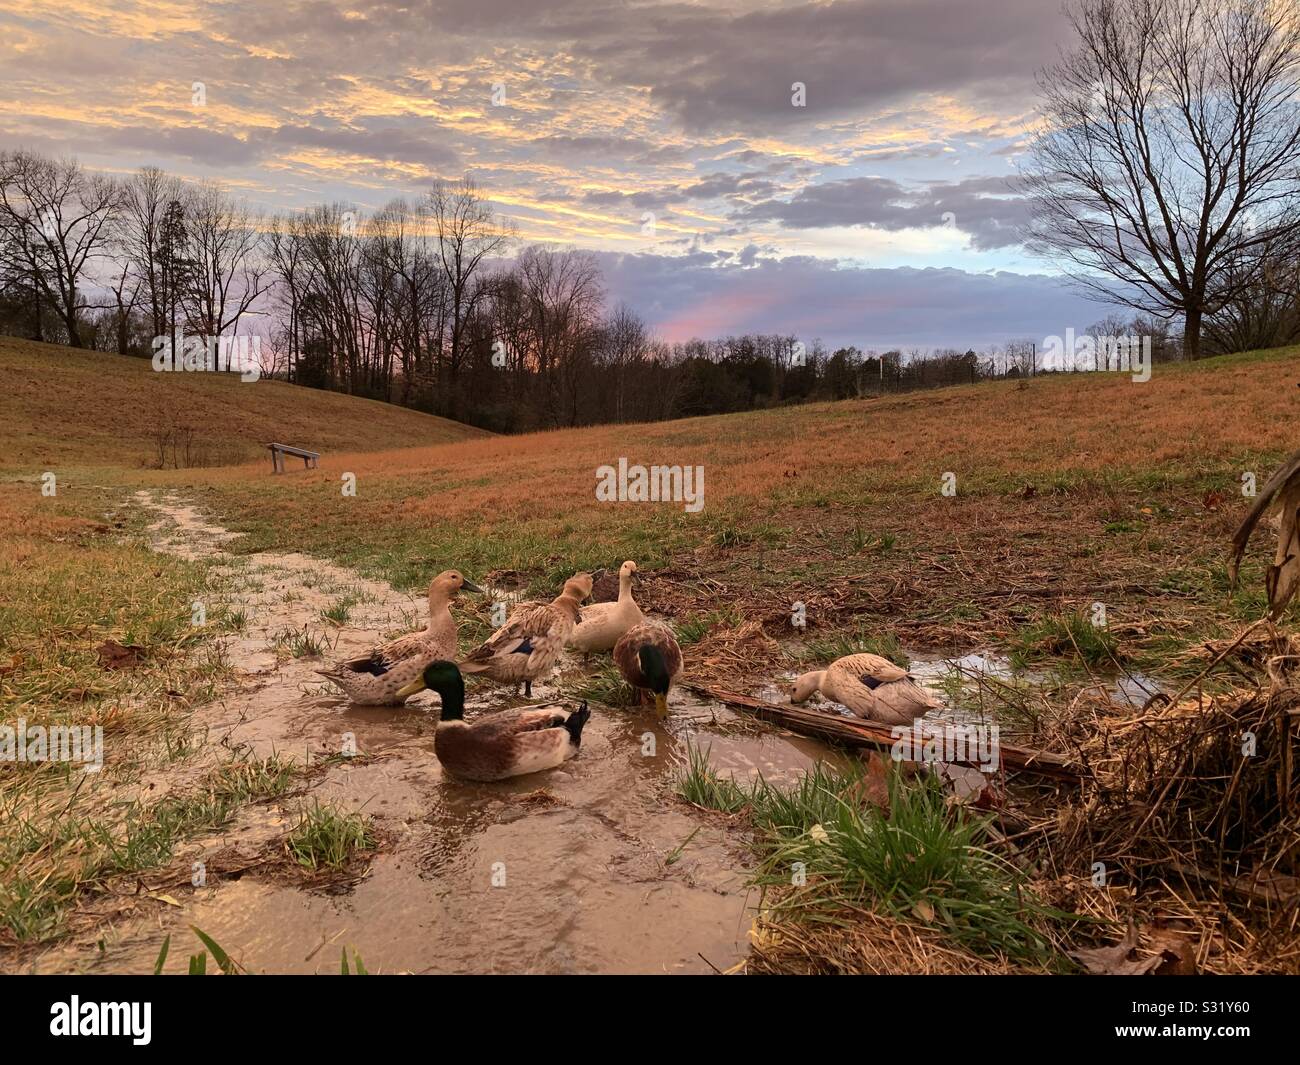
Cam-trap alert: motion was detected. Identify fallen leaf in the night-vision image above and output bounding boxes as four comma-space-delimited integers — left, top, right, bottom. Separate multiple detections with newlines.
913, 900, 935, 923
840, 752, 892, 811
1150, 930, 1197, 975
1071, 925, 1163, 975
149, 893, 183, 908
97, 640, 145, 670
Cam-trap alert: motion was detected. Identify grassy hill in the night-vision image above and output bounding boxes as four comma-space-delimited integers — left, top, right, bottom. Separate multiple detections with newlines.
164, 342, 1299, 604
0, 336, 489, 470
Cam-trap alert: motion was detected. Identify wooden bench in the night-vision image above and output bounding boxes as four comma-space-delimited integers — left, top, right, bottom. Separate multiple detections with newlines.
268, 442, 320, 474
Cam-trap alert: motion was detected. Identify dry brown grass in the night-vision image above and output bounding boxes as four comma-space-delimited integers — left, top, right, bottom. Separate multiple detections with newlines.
744, 901, 1026, 974
1, 335, 489, 470
172, 343, 1298, 518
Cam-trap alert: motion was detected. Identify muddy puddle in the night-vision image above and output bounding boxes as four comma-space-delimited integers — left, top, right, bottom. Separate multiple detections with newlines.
16, 493, 841, 976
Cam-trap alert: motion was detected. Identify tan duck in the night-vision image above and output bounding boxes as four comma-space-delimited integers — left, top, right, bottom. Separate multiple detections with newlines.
791, 653, 939, 725
316, 651, 440, 707
316, 570, 482, 705
459, 573, 592, 697
378, 570, 483, 661
396, 661, 591, 781
613, 620, 682, 718
570, 560, 643, 657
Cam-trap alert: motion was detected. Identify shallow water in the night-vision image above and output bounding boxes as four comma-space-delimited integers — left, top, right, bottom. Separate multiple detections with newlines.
17, 494, 836, 976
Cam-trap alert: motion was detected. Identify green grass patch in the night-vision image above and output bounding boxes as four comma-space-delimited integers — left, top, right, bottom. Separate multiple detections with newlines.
1009, 611, 1120, 669
673, 741, 1074, 967
285, 801, 373, 870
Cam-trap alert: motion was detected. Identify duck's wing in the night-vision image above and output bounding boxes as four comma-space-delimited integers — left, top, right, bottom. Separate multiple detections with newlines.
316, 652, 429, 705
472, 704, 574, 739
463, 602, 557, 663
870, 678, 940, 722
442, 705, 586, 780
333, 648, 397, 677
836, 653, 909, 686
377, 628, 443, 663
660, 628, 683, 679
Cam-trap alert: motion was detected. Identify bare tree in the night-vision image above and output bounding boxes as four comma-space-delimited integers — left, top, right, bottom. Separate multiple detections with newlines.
0, 150, 120, 347
121, 166, 185, 340
426, 177, 512, 386
184, 180, 267, 338
1024, 0, 1300, 357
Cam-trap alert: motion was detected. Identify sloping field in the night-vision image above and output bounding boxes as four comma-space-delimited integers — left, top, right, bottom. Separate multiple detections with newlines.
0, 336, 489, 470
157, 344, 1299, 649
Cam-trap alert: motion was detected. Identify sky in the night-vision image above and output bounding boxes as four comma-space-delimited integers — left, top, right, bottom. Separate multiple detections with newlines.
0, 0, 1116, 350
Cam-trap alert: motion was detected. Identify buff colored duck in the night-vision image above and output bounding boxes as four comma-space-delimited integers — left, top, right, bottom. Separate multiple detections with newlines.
396, 661, 591, 781
316, 569, 482, 705
613, 620, 682, 718
459, 573, 592, 697
791, 653, 939, 725
570, 561, 643, 656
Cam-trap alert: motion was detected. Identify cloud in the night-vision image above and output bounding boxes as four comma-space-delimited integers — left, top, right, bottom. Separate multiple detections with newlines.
264, 123, 461, 170
742, 175, 1032, 250
571, 0, 1066, 133
592, 249, 1102, 349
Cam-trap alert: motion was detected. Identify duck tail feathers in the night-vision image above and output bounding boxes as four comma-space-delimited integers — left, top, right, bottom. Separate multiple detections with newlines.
563, 702, 591, 746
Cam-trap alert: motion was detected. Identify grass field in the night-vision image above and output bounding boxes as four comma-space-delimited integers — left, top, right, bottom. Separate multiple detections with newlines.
2, 339, 1298, 972
119, 342, 1299, 673
0, 336, 488, 470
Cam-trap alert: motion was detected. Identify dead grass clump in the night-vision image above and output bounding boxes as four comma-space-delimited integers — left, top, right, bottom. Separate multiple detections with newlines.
689, 620, 784, 682
1042, 625, 1300, 970
745, 899, 1023, 975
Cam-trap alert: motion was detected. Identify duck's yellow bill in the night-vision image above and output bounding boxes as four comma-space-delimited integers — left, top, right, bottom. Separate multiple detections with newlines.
395, 677, 427, 700
654, 692, 669, 719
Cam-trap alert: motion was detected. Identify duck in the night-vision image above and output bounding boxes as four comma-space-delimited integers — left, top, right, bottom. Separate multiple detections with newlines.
613, 620, 682, 718
790, 653, 939, 725
395, 660, 592, 781
315, 570, 482, 705
315, 650, 442, 707
376, 569, 483, 662
458, 573, 592, 697
570, 560, 643, 657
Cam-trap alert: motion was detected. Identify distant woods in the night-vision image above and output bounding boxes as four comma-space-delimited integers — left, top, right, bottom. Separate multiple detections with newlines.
0, 139, 1295, 433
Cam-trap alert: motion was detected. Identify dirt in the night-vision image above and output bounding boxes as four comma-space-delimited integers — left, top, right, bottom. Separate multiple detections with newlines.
14, 493, 840, 975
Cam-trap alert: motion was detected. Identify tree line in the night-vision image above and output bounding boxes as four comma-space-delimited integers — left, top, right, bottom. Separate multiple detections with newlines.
2, 125, 1297, 433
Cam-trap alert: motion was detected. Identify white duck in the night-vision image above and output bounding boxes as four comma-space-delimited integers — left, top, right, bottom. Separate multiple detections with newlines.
570, 560, 643, 657
791, 653, 939, 725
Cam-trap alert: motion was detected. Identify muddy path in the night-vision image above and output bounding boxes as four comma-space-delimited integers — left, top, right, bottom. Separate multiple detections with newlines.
18, 493, 837, 975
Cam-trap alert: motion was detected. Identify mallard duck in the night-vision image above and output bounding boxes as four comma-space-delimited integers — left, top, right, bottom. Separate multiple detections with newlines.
570, 560, 643, 657
613, 620, 682, 718
458, 573, 592, 697
315, 570, 482, 705
791, 653, 939, 725
396, 661, 592, 781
